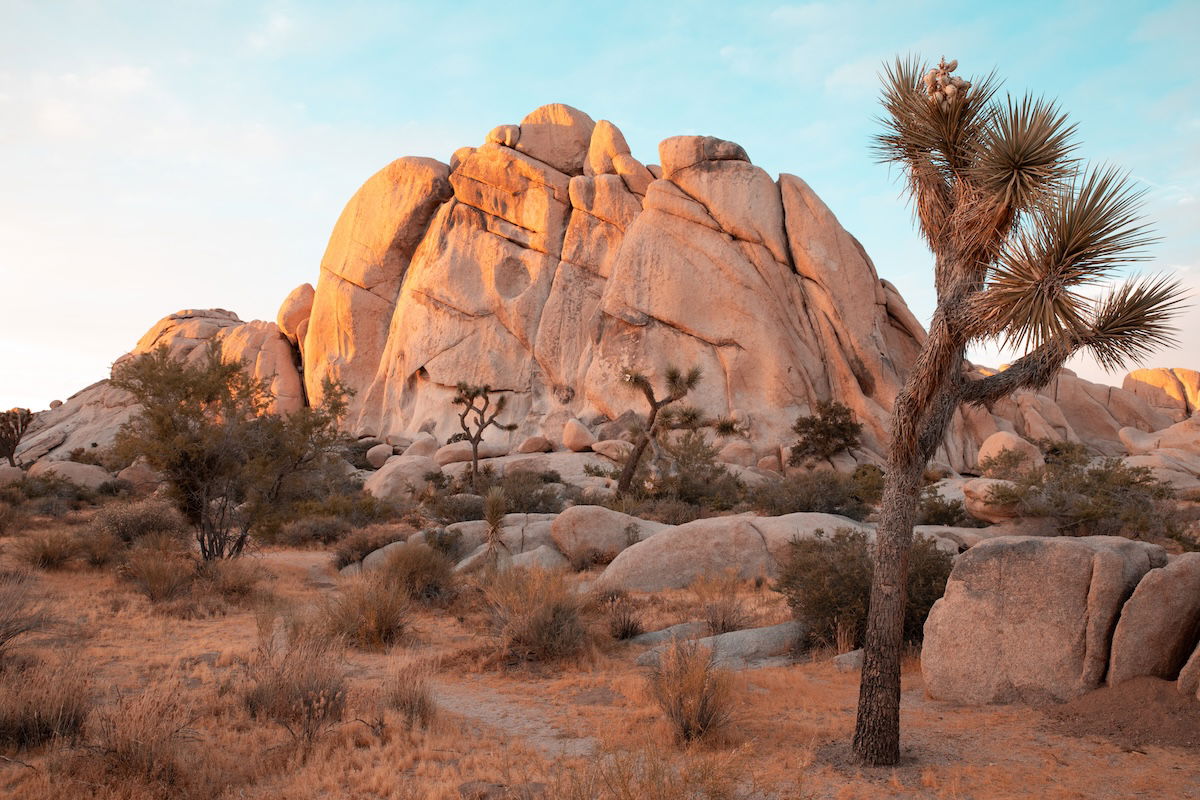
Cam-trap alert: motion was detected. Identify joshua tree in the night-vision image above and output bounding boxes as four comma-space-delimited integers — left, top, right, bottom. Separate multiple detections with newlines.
452, 383, 518, 493
853, 56, 1186, 765
0, 408, 34, 468
615, 367, 702, 495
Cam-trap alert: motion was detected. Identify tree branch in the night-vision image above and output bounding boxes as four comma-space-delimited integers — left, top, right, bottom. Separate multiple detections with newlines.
960, 337, 1076, 407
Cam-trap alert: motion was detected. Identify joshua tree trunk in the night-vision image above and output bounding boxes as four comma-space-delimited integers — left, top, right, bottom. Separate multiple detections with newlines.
616, 406, 660, 495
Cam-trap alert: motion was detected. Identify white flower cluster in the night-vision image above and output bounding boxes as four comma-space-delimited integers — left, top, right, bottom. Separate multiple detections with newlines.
923, 58, 971, 112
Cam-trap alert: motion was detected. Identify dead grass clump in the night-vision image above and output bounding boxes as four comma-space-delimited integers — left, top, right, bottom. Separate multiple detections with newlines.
319, 571, 410, 650
89, 497, 185, 546
600, 590, 644, 640
378, 658, 438, 730
381, 541, 456, 603
12, 530, 80, 570
76, 530, 122, 568
647, 640, 734, 743
243, 620, 348, 745
484, 566, 589, 662
123, 547, 195, 603
692, 571, 749, 635
196, 558, 266, 605
0, 571, 50, 657
551, 745, 753, 800
277, 515, 352, 547
332, 525, 407, 570
0, 654, 92, 748
85, 682, 194, 789
0, 501, 24, 535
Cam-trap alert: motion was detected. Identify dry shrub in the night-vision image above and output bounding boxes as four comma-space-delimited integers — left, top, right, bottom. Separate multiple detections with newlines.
244, 619, 348, 745
277, 515, 352, 547
332, 525, 406, 570
0, 501, 23, 535
381, 541, 455, 603
319, 571, 410, 650
0, 653, 92, 748
550, 744, 752, 800
603, 592, 644, 641
647, 640, 734, 743
0, 571, 50, 657
691, 571, 749, 636
12, 529, 80, 570
89, 497, 185, 546
196, 558, 265, 605
750, 470, 871, 520
123, 547, 195, 603
483, 567, 588, 662
77, 530, 122, 568
378, 657, 438, 730
86, 682, 194, 789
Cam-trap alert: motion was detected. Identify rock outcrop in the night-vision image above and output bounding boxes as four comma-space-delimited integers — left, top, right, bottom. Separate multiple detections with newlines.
1108, 553, 1200, 686
15, 104, 1194, 476
921, 536, 1167, 704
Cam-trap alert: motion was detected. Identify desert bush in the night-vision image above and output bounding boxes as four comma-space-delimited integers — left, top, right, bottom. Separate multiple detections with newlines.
647, 639, 734, 743
788, 401, 863, 465
0, 571, 50, 657
978, 447, 1032, 479
484, 567, 589, 662
496, 470, 563, 514
914, 484, 982, 527
96, 478, 134, 498
331, 525, 407, 570
602, 592, 644, 640
750, 470, 871, 520
692, 571, 749, 636
90, 497, 186, 546
424, 467, 562, 522
425, 491, 485, 523
0, 654, 91, 748
851, 463, 885, 505
86, 682, 192, 788
123, 548, 195, 603
243, 622, 348, 744
775, 527, 952, 648
987, 445, 1182, 538
292, 490, 401, 530
196, 558, 264, 604
77, 530, 122, 568
599, 494, 702, 525
381, 541, 455, 603
319, 571, 410, 650
1, 476, 96, 516
653, 429, 743, 511
12, 530, 80, 570
0, 501, 23, 535
277, 515, 353, 547
378, 658, 437, 730
550, 745, 750, 800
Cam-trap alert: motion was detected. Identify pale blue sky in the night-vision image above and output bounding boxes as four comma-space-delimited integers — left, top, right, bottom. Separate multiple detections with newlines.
1, 0, 1197, 409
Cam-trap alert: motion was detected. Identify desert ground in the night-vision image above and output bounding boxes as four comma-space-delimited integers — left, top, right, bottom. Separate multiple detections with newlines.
3, 509, 1197, 800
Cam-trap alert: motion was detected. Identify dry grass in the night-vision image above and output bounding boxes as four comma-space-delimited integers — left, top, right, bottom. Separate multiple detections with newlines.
483, 567, 589, 663
11, 529, 80, 570
600, 591, 644, 641
377, 657, 438, 731
85, 681, 195, 789
319, 571, 411, 650
691, 570, 750, 635
78, 530, 123, 568
0, 652, 92, 748
647, 639, 735, 743
380, 541, 456, 603
122, 547, 194, 603
549, 744, 756, 800
0, 570, 50, 656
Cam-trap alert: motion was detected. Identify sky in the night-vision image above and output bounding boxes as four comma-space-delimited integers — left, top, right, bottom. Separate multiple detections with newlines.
1, 0, 1197, 410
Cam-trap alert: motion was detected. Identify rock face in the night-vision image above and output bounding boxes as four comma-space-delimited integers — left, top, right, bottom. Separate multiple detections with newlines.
921, 536, 1166, 704
1108, 553, 1200, 686
362, 455, 440, 502
16, 104, 1192, 475
1123, 368, 1200, 422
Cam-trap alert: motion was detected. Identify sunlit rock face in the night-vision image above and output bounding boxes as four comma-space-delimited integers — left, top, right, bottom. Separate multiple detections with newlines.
16, 104, 1188, 471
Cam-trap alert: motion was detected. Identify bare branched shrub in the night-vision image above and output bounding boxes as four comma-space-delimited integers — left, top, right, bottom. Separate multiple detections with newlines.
0, 653, 91, 748
243, 621, 348, 745
692, 571, 749, 636
319, 571, 410, 650
381, 541, 455, 604
12, 530, 80, 570
123, 547, 195, 603
647, 640, 734, 743
483, 567, 588, 662
0, 571, 50, 657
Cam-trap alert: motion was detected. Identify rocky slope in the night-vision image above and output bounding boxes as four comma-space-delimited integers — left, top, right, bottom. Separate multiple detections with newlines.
14, 103, 1197, 479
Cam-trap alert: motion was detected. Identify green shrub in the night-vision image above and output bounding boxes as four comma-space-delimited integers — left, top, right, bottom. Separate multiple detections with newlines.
653, 430, 743, 511
788, 401, 863, 465
380, 542, 455, 604
750, 471, 870, 520
987, 451, 1182, 538
914, 485, 983, 527
1, 476, 96, 514
850, 464, 885, 505
277, 515, 353, 547
484, 567, 589, 662
291, 491, 401, 529
775, 527, 952, 648
978, 447, 1033, 479
647, 640, 733, 743
426, 492, 484, 523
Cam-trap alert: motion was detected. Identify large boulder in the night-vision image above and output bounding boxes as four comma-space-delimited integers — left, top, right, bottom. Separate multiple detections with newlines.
28, 460, 113, 490
515, 103, 596, 176
365, 443, 395, 470
550, 505, 670, 566
962, 478, 1021, 524
434, 440, 508, 466
976, 431, 1043, 474
276, 283, 315, 346
921, 536, 1167, 704
636, 621, 805, 669
1108, 553, 1200, 686
363, 455, 441, 502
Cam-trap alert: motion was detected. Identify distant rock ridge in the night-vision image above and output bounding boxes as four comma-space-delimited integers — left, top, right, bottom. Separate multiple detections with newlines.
14, 103, 1194, 475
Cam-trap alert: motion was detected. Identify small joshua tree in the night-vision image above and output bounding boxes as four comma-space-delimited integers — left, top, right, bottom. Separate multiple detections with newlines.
788, 400, 864, 466
452, 384, 517, 494
1, 408, 33, 467
615, 367, 702, 496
